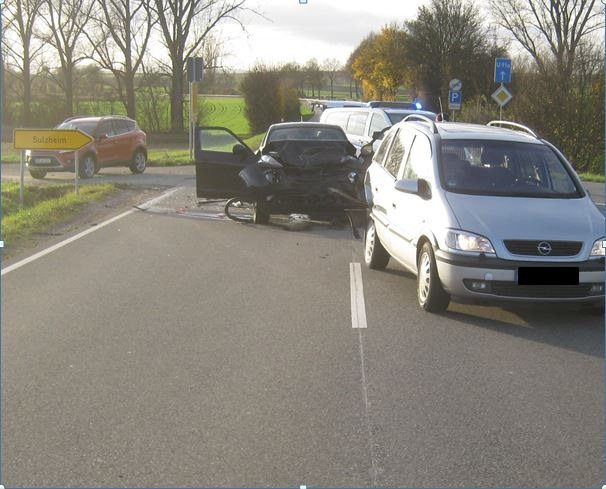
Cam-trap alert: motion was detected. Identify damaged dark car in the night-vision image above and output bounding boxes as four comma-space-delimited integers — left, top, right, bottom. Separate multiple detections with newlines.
194, 123, 369, 224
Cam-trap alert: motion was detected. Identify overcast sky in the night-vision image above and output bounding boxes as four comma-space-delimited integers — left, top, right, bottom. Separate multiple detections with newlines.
219, 0, 431, 70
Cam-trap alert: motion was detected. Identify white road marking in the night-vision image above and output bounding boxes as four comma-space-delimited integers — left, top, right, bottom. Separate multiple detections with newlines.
2, 187, 180, 276
134, 187, 181, 210
350, 262, 368, 329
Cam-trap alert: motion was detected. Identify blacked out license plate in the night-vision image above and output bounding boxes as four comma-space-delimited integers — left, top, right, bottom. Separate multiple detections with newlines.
517, 267, 579, 285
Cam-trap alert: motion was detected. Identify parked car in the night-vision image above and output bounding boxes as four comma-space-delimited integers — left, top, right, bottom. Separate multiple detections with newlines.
319, 106, 437, 152
194, 122, 367, 223
25, 115, 147, 179
363, 117, 605, 312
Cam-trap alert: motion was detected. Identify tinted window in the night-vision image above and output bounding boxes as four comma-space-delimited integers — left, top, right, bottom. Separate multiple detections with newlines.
346, 113, 368, 136
440, 140, 582, 197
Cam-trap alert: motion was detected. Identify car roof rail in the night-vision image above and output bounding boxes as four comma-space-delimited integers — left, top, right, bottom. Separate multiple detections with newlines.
402, 113, 438, 134
487, 120, 538, 139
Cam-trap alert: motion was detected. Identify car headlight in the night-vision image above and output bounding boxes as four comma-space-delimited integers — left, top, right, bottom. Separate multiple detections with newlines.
446, 230, 495, 254
590, 238, 605, 257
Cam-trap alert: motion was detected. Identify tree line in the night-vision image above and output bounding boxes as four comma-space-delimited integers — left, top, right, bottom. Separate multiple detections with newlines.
2, 0, 249, 132
344, 0, 603, 172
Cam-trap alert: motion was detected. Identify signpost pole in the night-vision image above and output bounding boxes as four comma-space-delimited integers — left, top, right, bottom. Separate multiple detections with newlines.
19, 150, 24, 208
74, 153, 79, 197
189, 81, 193, 161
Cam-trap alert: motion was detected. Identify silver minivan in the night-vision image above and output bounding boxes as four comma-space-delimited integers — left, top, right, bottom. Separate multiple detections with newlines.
364, 118, 605, 312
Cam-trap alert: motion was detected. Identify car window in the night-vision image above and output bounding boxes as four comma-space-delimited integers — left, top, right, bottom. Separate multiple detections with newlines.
266, 127, 346, 142
369, 114, 388, 135
57, 119, 98, 136
383, 130, 410, 177
199, 128, 243, 152
96, 121, 115, 137
373, 128, 396, 166
323, 111, 348, 128
401, 133, 432, 180
113, 120, 131, 135
440, 140, 582, 197
346, 113, 368, 136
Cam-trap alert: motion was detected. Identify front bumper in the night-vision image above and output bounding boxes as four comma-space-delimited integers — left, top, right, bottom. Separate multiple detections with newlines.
27, 154, 72, 171
435, 250, 605, 302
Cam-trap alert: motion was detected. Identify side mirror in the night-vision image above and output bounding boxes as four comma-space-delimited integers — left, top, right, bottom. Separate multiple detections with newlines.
372, 130, 385, 141
360, 143, 373, 158
394, 178, 431, 199
394, 179, 419, 194
97, 133, 108, 141
232, 143, 247, 159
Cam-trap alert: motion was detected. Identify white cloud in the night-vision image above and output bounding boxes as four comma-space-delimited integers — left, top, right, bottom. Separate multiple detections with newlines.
219, 0, 429, 70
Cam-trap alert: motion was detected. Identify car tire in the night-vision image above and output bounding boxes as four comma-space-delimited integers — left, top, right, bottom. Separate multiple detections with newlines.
417, 242, 450, 312
79, 154, 96, 179
253, 201, 270, 224
364, 218, 390, 270
29, 169, 47, 179
129, 150, 147, 174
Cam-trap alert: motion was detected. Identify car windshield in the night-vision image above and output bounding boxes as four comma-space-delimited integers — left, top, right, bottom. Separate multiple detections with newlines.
56, 119, 98, 136
267, 126, 347, 142
440, 140, 582, 198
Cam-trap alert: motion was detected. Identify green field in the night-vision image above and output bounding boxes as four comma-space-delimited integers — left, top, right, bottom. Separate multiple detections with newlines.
1, 97, 314, 166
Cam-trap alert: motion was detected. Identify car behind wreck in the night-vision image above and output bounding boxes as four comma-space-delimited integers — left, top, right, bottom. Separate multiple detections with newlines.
195, 122, 368, 223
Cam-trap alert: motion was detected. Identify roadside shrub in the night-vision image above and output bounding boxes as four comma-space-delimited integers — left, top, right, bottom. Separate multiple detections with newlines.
240, 66, 301, 134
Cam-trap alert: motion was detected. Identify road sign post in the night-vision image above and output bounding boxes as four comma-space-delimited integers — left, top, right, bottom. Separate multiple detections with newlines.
187, 57, 204, 161
13, 129, 94, 204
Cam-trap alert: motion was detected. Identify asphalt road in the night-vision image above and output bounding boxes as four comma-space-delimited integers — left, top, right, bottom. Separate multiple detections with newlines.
1, 184, 603, 487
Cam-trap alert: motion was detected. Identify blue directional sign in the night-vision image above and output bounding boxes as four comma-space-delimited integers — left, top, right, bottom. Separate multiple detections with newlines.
494, 58, 512, 83
448, 90, 462, 110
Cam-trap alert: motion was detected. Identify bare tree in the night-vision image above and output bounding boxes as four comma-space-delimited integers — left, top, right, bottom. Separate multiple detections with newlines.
3, 0, 45, 126
86, 0, 155, 119
322, 58, 341, 99
151, 0, 249, 131
488, 0, 604, 170
488, 0, 603, 82
304, 58, 322, 98
39, 0, 94, 118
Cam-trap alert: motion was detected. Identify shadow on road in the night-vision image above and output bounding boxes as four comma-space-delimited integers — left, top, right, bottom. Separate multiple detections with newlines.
444, 304, 604, 358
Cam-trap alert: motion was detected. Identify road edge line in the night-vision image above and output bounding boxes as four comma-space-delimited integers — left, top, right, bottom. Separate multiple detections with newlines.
2, 187, 179, 276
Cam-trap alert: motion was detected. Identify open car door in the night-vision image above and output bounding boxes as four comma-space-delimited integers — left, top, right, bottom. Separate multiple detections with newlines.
195, 126, 258, 198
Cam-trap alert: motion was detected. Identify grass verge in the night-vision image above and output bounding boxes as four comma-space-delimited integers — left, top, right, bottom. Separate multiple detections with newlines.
2, 182, 119, 244
578, 173, 605, 183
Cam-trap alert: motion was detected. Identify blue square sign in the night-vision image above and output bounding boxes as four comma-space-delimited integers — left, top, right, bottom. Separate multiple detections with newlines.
448, 90, 462, 110
494, 58, 512, 83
